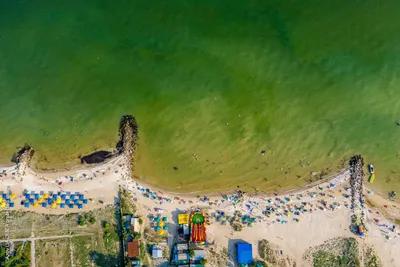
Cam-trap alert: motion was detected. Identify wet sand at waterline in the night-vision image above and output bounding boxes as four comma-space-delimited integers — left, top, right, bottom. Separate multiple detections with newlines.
1, 0, 400, 194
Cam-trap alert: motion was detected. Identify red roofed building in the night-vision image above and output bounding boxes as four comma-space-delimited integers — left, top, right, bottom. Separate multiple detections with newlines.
127, 240, 140, 258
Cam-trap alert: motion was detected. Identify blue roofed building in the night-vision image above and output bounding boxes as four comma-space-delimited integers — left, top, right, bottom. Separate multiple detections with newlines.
237, 243, 253, 266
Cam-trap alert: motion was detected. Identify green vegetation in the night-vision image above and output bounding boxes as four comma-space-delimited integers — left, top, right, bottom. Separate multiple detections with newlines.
0, 242, 31, 267
102, 220, 119, 252
200, 258, 207, 265
78, 214, 96, 226
310, 238, 360, 267
120, 189, 136, 215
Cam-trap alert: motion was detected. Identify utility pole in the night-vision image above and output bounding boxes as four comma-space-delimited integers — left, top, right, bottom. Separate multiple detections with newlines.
5, 185, 12, 263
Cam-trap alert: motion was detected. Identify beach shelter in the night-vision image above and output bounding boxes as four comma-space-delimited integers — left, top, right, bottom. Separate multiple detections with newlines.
78, 204, 83, 209
83, 199, 88, 204
11, 193, 16, 199
9, 202, 14, 208
42, 203, 47, 208
33, 202, 39, 208
69, 204, 74, 208
51, 203, 57, 209
237, 244, 253, 265
24, 202, 30, 208
44, 193, 49, 198
60, 204, 65, 208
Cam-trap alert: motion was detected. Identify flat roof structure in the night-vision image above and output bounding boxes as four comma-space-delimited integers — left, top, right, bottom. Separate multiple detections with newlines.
237, 243, 253, 265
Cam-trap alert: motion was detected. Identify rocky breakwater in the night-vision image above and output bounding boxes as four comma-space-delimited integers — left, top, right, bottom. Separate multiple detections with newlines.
117, 115, 139, 180
349, 155, 366, 234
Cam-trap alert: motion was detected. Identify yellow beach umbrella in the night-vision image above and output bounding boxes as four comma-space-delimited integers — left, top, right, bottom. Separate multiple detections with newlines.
159, 221, 165, 227
0, 197, 2, 202
38, 197, 44, 203
56, 198, 62, 204
1, 202, 6, 208
33, 202, 39, 208
51, 203, 57, 209
159, 230, 164, 236
44, 193, 49, 198
11, 193, 16, 199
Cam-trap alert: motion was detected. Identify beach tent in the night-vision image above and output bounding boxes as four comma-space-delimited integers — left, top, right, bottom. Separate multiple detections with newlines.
69, 204, 74, 208
42, 203, 47, 208
24, 202, 30, 208
60, 204, 65, 208
78, 204, 83, 209
237, 244, 253, 265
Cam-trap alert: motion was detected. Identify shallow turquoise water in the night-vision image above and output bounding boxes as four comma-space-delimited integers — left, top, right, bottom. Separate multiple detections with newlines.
1, 0, 400, 192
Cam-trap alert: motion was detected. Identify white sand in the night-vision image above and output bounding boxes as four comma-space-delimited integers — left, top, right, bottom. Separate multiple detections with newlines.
0, 156, 399, 266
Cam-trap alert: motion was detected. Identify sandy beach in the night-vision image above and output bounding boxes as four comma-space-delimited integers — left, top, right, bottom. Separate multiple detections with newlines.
0, 156, 399, 266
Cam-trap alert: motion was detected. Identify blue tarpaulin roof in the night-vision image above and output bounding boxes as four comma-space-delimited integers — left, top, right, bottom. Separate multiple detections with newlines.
237, 243, 252, 264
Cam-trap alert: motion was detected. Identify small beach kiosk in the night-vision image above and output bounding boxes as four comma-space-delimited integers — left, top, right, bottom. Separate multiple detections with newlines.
237, 243, 253, 266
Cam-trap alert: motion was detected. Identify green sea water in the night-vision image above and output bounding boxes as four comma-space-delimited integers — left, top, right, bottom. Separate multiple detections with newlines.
1, 0, 400, 193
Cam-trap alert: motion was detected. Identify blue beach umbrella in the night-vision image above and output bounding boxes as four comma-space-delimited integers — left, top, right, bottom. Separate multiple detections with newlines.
48, 199, 53, 204
74, 199, 79, 204
65, 199, 71, 204
61, 194, 66, 200
29, 199, 34, 204
42, 203, 47, 208
70, 194, 75, 200
60, 204, 65, 208
35, 194, 39, 200
83, 199, 88, 204
78, 204, 83, 209
69, 204, 74, 208
26, 194, 30, 199
10, 203, 14, 208
24, 202, 29, 208
79, 195, 84, 200
52, 194, 57, 200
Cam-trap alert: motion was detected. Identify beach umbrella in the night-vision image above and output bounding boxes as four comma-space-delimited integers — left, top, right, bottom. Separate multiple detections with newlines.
60, 204, 65, 208
1, 202, 6, 208
155, 217, 160, 223
11, 193, 16, 199
44, 193, 49, 199
2, 194, 7, 199
61, 194, 66, 200
159, 230, 164, 235
155, 226, 161, 231
162, 217, 168, 222
38, 197, 44, 203
79, 195, 84, 200
48, 199, 53, 204
24, 202, 29, 208
40, 191, 44, 195
52, 194, 57, 200
0, 197, 2, 202
56, 198, 62, 204
70, 194, 75, 200
78, 204, 83, 209
42, 203, 47, 208
163, 225, 168, 230
65, 199, 71, 204
33, 202, 39, 208
26, 194, 30, 199
10, 202, 14, 208
35, 194, 39, 200
30, 199, 34, 204
69, 204, 74, 208
83, 199, 88, 204
74, 199, 79, 204
51, 203, 57, 209
159, 221, 165, 227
